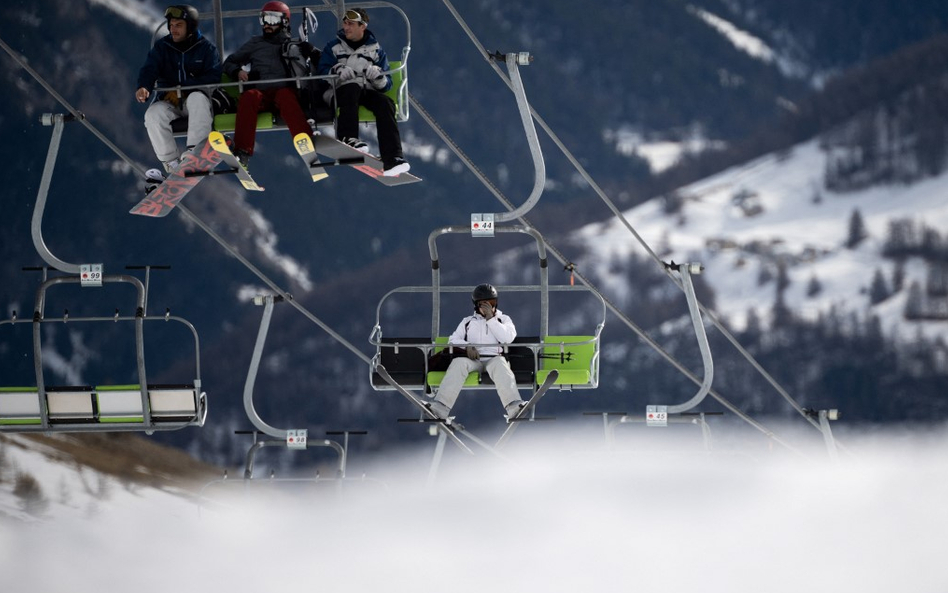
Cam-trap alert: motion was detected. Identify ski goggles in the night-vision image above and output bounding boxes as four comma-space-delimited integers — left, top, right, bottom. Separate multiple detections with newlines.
260, 11, 285, 26
343, 9, 365, 24
165, 6, 190, 20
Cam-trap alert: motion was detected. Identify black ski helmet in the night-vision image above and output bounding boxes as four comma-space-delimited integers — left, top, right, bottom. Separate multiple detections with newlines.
165, 5, 199, 35
471, 283, 498, 303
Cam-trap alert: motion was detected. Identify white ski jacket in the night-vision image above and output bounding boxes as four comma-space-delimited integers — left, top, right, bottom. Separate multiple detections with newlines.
448, 309, 517, 357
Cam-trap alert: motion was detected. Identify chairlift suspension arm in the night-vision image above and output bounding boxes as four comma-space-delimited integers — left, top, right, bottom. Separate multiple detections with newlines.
661, 262, 714, 415
484, 52, 545, 224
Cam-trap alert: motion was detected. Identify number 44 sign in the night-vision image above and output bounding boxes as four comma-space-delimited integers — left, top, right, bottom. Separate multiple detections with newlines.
471, 213, 495, 237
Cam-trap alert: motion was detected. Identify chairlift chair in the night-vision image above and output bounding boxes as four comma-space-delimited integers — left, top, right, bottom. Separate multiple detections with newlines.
150, 3, 412, 139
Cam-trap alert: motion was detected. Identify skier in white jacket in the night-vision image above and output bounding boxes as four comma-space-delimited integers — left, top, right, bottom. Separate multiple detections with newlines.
427, 284, 526, 419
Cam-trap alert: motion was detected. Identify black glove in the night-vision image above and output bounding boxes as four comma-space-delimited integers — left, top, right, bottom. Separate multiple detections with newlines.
298, 41, 318, 60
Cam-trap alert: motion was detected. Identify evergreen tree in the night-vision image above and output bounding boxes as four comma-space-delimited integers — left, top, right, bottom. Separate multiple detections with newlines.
904, 281, 925, 320
927, 263, 948, 297
845, 208, 868, 248
921, 225, 944, 260
869, 268, 890, 304
883, 218, 917, 257
892, 260, 906, 292
806, 274, 823, 298
772, 262, 793, 326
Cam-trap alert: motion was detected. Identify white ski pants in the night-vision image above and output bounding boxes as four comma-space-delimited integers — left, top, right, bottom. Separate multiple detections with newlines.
144, 92, 213, 164
433, 355, 522, 412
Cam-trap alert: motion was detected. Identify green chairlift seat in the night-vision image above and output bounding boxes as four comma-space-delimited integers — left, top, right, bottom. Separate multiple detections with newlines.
537, 336, 599, 388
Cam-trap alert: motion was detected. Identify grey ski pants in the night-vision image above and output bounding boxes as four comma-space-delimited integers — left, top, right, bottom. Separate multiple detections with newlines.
433, 355, 521, 412
144, 92, 213, 164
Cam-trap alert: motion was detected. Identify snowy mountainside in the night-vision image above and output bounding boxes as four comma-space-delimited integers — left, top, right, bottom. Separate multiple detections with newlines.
0, 433, 216, 523
575, 138, 948, 341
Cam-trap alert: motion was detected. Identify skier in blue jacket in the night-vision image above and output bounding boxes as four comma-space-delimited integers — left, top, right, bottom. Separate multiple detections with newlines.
135, 5, 221, 173
316, 7, 410, 176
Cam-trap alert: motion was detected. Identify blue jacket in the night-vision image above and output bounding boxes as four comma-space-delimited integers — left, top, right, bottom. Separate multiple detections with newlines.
137, 30, 221, 98
316, 29, 392, 93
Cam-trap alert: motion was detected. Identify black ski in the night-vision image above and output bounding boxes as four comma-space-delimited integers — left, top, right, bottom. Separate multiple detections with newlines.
208, 131, 264, 191
374, 363, 473, 454
494, 369, 559, 448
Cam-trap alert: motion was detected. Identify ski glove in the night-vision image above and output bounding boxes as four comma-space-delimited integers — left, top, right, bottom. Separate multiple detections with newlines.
365, 65, 387, 90
332, 63, 356, 82
365, 65, 382, 80
466, 346, 480, 360
478, 302, 495, 320
298, 42, 318, 60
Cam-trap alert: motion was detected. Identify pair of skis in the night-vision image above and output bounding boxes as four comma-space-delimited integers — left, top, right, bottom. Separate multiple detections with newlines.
375, 363, 558, 453
129, 131, 337, 218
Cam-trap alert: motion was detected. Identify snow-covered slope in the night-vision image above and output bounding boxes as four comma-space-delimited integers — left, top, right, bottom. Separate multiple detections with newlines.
576, 139, 948, 340
0, 434, 197, 522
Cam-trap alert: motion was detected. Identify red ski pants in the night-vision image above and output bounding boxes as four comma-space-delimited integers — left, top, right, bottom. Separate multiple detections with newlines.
233, 87, 311, 155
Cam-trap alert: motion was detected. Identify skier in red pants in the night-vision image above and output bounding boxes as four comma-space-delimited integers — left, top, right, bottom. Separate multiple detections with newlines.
222, 1, 318, 169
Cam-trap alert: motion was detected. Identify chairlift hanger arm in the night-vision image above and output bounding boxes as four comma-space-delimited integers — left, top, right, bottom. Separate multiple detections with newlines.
474, 52, 545, 224
654, 263, 714, 415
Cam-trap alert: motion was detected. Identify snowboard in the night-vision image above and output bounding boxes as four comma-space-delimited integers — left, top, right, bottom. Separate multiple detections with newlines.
494, 369, 559, 448
208, 131, 264, 191
292, 133, 330, 183
130, 139, 223, 217
309, 134, 422, 187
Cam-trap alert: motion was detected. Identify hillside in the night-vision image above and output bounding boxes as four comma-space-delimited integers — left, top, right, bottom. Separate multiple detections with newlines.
1, 1, 948, 465
0, 432, 219, 522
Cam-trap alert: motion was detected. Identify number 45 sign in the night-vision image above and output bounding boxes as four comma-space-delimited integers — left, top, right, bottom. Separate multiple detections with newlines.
646, 405, 668, 427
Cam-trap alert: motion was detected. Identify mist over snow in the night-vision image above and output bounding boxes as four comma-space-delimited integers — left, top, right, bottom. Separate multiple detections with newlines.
3, 422, 948, 592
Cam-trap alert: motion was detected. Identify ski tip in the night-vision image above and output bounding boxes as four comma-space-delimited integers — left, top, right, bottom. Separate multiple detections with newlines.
208, 131, 231, 153
129, 206, 169, 218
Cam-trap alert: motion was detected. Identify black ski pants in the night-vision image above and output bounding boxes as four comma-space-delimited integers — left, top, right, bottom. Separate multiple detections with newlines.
335, 83, 403, 164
